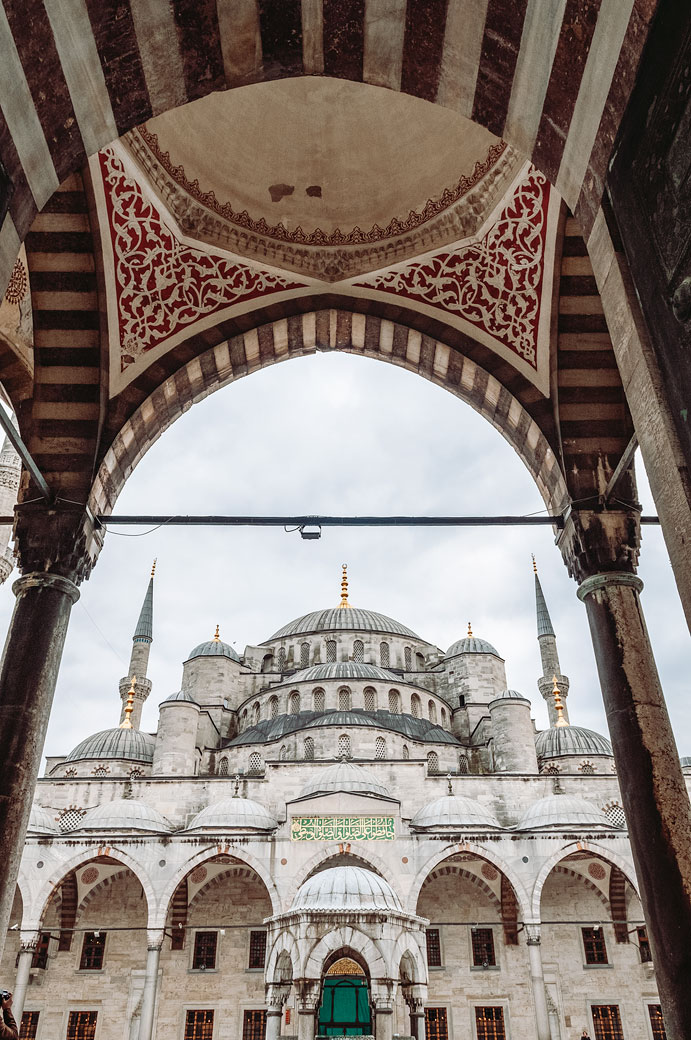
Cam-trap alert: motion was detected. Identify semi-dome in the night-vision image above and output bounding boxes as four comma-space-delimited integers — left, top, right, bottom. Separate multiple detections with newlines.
516, 795, 614, 831
187, 634, 240, 662
288, 662, 399, 683
161, 689, 199, 705
292, 865, 402, 912
267, 607, 420, 641
186, 797, 277, 832
410, 794, 501, 830
28, 804, 58, 834
66, 728, 155, 763
76, 799, 172, 832
229, 710, 460, 746
535, 726, 613, 760
299, 762, 392, 800
446, 635, 500, 658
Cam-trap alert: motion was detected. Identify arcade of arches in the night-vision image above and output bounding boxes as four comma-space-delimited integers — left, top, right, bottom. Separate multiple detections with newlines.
0, 1, 690, 1038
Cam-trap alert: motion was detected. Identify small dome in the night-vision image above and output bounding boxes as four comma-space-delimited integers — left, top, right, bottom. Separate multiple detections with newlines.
28, 804, 58, 834
161, 689, 199, 705
187, 637, 240, 662
186, 797, 277, 832
411, 795, 501, 830
490, 689, 530, 704
516, 795, 614, 831
299, 762, 391, 800
267, 607, 420, 640
289, 662, 399, 683
680, 756, 691, 771
76, 799, 172, 833
66, 728, 155, 763
535, 726, 612, 760
293, 865, 401, 912
446, 636, 500, 658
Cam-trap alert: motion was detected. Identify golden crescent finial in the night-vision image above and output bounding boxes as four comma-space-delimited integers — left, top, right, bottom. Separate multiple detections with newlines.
467, 621, 473, 638
552, 674, 568, 728
339, 564, 352, 609
213, 624, 220, 641
151, 558, 157, 578
532, 554, 537, 574
120, 676, 136, 729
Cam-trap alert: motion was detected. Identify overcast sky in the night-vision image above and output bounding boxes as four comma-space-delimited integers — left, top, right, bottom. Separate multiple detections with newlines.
1, 352, 688, 768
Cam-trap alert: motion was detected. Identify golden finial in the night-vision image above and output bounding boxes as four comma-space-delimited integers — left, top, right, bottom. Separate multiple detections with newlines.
339, 564, 352, 609
120, 676, 136, 729
552, 674, 568, 728
151, 558, 157, 578
532, 554, 537, 574
213, 624, 220, 641
467, 621, 473, 637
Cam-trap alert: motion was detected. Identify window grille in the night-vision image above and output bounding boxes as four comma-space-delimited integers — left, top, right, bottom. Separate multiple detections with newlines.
270, 696, 279, 719
388, 690, 400, 714
242, 1011, 266, 1040
314, 689, 325, 712
277, 648, 286, 672
326, 640, 337, 663
411, 694, 420, 718
603, 802, 626, 828
289, 692, 301, 714
79, 932, 105, 971
192, 931, 217, 970
458, 754, 470, 775
300, 642, 310, 668
404, 646, 412, 670
58, 808, 86, 833
19, 1012, 39, 1039
579, 761, 595, 774
31, 932, 50, 969
542, 764, 560, 775
248, 753, 262, 776
637, 926, 652, 963
471, 928, 496, 967
353, 639, 364, 663
582, 927, 608, 965
364, 687, 376, 711
427, 751, 439, 775
129, 767, 144, 779
375, 738, 386, 760
648, 1005, 667, 1040
424, 1008, 448, 1040
218, 758, 228, 776
304, 737, 315, 761
338, 734, 351, 758
92, 766, 108, 777
402, 745, 410, 760
66, 1011, 97, 1040
279, 745, 287, 762
380, 642, 390, 667
339, 688, 351, 711
591, 1005, 624, 1040
475, 1007, 506, 1040
185, 1010, 214, 1040
426, 928, 442, 967
428, 700, 437, 723
248, 930, 267, 969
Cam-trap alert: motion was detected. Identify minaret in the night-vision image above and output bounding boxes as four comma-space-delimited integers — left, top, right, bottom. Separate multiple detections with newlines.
533, 556, 570, 725
118, 561, 155, 729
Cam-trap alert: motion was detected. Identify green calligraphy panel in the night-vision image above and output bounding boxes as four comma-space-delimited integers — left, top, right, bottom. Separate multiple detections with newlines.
290, 816, 395, 841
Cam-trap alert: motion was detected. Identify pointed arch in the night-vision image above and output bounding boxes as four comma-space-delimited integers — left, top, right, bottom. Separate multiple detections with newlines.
303, 926, 388, 980
407, 843, 531, 921
285, 844, 397, 907
530, 841, 639, 920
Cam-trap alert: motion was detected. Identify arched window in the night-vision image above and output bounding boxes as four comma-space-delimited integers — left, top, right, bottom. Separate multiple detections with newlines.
440, 707, 447, 727
402, 745, 410, 760
375, 737, 386, 760
241, 708, 248, 729
404, 646, 412, 670
304, 737, 315, 761
248, 752, 262, 775
93, 765, 109, 777
300, 642, 310, 669
338, 734, 351, 759
269, 695, 279, 719
218, 757, 229, 776
261, 653, 274, 673
427, 751, 439, 775
603, 801, 626, 828
428, 700, 437, 723
364, 687, 376, 712
416, 652, 425, 670
380, 641, 390, 667
542, 763, 560, 775
314, 688, 325, 712
253, 701, 261, 724
579, 761, 595, 774
277, 647, 286, 672
326, 639, 337, 663
388, 689, 400, 714
458, 753, 470, 775
411, 693, 421, 718
339, 687, 351, 711
289, 691, 301, 714
353, 639, 364, 663
279, 745, 287, 762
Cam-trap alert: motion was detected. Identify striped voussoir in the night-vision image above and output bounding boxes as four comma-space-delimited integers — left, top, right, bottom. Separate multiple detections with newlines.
0, 0, 658, 294
89, 309, 570, 519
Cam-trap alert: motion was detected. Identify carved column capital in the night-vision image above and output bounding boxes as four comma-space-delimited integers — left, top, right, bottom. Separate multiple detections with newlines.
557, 507, 640, 584
525, 924, 542, 945
18, 929, 40, 953
13, 500, 103, 583
146, 928, 165, 951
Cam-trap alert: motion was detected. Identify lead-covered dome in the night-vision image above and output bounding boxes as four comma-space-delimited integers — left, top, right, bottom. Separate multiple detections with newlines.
76, 799, 172, 832
299, 762, 392, 800
187, 635, 240, 662
161, 689, 199, 705
66, 728, 155, 763
535, 726, 612, 759
516, 795, 614, 831
28, 804, 58, 834
289, 662, 399, 683
293, 865, 402, 912
267, 607, 420, 640
411, 795, 501, 830
446, 635, 500, 658
186, 797, 277, 832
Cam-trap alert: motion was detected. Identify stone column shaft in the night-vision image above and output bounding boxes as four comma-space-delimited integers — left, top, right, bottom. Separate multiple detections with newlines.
297, 1007, 316, 1040
374, 1006, 394, 1040
526, 931, 551, 1040
138, 934, 163, 1040
265, 1008, 282, 1040
0, 573, 80, 960
410, 1009, 425, 1040
12, 939, 36, 1021
578, 572, 691, 1040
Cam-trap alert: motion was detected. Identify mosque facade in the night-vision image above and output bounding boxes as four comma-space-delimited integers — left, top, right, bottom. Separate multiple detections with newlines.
2, 566, 680, 1040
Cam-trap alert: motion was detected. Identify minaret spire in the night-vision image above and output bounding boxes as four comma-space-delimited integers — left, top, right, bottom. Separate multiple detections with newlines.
532, 556, 570, 726
119, 563, 156, 729
338, 564, 352, 609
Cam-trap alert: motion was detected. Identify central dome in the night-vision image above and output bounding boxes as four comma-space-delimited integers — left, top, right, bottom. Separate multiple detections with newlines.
267, 607, 420, 641
293, 865, 402, 912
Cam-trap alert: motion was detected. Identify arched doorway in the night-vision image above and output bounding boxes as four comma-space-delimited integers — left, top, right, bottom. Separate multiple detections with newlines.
317, 954, 372, 1038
